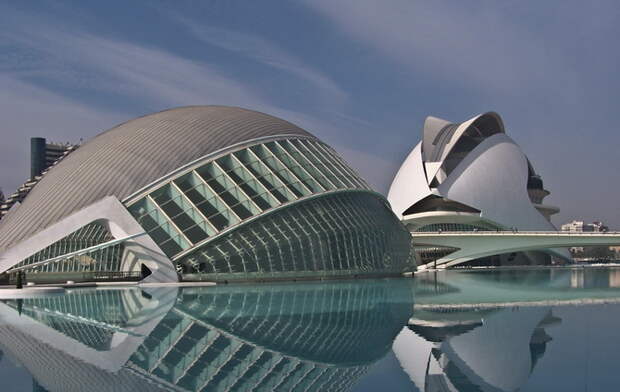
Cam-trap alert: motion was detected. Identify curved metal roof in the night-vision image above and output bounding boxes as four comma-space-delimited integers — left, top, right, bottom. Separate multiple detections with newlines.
0, 106, 316, 252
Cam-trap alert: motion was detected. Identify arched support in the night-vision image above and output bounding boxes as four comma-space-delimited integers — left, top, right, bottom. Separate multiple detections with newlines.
413, 231, 620, 269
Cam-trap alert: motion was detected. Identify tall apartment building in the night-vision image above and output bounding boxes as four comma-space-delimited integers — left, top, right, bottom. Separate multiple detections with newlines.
0, 138, 78, 220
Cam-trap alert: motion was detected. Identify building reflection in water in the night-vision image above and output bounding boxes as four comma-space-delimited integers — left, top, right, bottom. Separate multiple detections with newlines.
397, 306, 560, 392
393, 272, 565, 392
0, 279, 413, 392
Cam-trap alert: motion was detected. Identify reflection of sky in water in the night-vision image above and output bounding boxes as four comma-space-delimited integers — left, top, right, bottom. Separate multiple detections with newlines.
0, 268, 620, 391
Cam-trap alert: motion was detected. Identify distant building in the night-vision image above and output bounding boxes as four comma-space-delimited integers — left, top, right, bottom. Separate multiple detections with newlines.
562, 220, 613, 259
0, 138, 78, 220
561, 220, 608, 233
561, 220, 585, 232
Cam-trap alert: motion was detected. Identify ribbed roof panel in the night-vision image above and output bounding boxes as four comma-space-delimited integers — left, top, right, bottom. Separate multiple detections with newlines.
0, 106, 315, 251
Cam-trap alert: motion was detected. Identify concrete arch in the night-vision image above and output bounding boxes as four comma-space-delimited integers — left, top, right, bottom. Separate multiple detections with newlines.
413, 231, 620, 269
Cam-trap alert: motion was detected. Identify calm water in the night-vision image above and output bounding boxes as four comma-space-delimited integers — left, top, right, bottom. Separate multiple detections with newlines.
1, 267, 620, 391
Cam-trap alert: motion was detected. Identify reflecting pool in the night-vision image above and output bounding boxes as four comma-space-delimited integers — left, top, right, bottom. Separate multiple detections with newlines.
1, 267, 620, 391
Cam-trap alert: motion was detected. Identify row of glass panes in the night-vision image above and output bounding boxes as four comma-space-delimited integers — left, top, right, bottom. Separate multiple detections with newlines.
13, 223, 112, 270
177, 193, 407, 278
26, 290, 131, 322
14, 309, 110, 349
26, 243, 124, 273
132, 311, 338, 392
182, 288, 389, 365
128, 139, 370, 258
138, 289, 383, 390
179, 285, 394, 362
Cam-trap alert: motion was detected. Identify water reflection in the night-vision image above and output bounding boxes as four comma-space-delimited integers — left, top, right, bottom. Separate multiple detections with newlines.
0, 280, 414, 391
397, 306, 560, 391
388, 267, 620, 392
413, 267, 620, 307
2, 268, 620, 391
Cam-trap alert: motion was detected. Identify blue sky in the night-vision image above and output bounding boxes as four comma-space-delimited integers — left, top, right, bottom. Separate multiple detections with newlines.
1, 1, 619, 227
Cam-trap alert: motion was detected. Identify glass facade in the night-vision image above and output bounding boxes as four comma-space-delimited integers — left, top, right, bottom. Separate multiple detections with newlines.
124, 137, 412, 281
8, 222, 125, 275
127, 138, 371, 259
6, 138, 412, 282
178, 192, 412, 281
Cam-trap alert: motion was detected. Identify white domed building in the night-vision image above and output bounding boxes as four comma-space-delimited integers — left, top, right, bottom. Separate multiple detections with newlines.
388, 112, 569, 267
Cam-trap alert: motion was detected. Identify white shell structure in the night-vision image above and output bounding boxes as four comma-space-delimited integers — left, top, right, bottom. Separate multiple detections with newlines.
388, 112, 568, 267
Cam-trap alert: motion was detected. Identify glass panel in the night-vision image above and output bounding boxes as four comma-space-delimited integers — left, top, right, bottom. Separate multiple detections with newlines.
234, 149, 296, 203
177, 192, 413, 280
265, 141, 323, 193
213, 161, 262, 217
195, 164, 251, 220
150, 184, 209, 244
279, 140, 334, 191
177, 170, 239, 231
297, 140, 348, 188
290, 140, 343, 188
312, 141, 367, 188
13, 222, 114, 271
122, 138, 394, 267
216, 155, 278, 210
250, 144, 310, 198
128, 198, 189, 256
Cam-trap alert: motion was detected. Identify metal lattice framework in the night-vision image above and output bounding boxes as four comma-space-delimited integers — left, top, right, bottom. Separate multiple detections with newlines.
127, 282, 412, 391
127, 138, 371, 258
178, 192, 411, 281
120, 137, 414, 281
8, 222, 125, 274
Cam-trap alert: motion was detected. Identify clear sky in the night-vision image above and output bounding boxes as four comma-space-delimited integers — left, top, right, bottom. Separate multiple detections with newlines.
1, 1, 618, 228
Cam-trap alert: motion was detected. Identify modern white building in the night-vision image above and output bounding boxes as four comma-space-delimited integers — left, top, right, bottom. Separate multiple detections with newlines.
0, 106, 412, 283
388, 111, 569, 267
561, 220, 610, 255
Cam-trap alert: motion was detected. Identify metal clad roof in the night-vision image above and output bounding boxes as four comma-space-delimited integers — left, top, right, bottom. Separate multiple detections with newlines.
0, 106, 315, 251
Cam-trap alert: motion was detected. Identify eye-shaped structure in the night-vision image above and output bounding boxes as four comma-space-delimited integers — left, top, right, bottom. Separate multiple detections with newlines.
0, 106, 413, 282
388, 112, 568, 267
